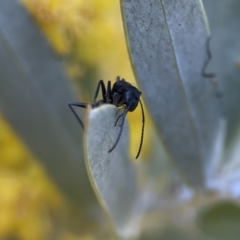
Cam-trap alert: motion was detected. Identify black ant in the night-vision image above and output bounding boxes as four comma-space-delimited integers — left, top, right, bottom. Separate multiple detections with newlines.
69, 76, 145, 159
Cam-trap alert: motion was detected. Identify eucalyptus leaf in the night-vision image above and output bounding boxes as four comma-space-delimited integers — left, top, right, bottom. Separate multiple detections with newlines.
203, 0, 240, 143
199, 0, 240, 196
85, 105, 143, 238
0, 0, 95, 207
121, 0, 225, 189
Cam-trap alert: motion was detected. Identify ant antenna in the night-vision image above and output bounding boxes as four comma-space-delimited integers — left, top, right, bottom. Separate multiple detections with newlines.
135, 99, 145, 159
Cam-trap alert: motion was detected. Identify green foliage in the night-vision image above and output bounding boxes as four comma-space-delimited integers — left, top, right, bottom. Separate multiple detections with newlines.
199, 202, 240, 240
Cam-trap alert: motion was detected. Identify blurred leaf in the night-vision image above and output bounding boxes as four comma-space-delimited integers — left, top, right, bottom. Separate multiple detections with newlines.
201, 0, 240, 198
202, 0, 240, 143
85, 105, 142, 238
121, 0, 225, 188
0, 0, 95, 208
140, 227, 209, 240
211, 123, 240, 198
198, 202, 240, 240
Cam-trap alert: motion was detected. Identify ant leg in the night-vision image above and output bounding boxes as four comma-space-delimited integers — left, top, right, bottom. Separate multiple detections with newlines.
115, 107, 124, 117
108, 107, 130, 153
115, 110, 125, 126
68, 102, 88, 130
106, 81, 112, 103
135, 99, 145, 159
94, 80, 107, 104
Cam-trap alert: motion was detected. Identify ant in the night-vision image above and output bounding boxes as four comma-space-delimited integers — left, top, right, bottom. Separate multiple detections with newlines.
69, 76, 145, 159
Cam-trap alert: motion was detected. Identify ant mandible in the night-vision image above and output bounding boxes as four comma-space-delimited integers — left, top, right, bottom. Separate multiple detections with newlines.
69, 76, 145, 159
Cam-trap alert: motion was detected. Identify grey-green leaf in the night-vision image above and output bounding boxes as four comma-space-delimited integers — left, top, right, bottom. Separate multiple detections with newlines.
85, 105, 141, 238
0, 0, 95, 207
121, 0, 225, 188
202, 0, 240, 144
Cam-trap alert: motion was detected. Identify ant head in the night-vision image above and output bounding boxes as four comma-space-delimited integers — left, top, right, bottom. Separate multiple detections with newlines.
126, 88, 141, 111
112, 80, 141, 112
